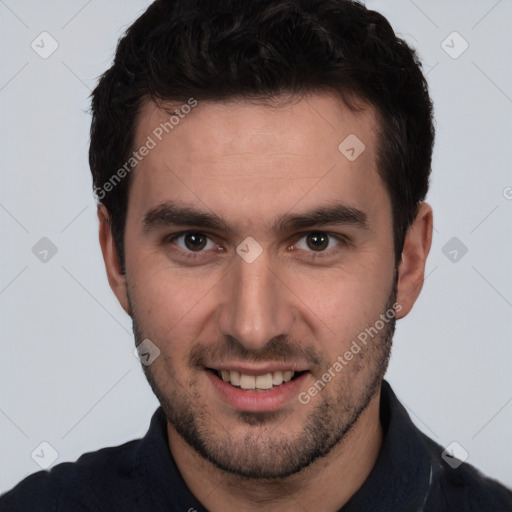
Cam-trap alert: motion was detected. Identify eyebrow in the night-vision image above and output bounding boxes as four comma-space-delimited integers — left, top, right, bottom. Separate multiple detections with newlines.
142, 200, 369, 234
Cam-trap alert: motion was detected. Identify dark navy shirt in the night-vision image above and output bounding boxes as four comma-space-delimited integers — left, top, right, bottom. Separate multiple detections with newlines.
1, 380, 511, 511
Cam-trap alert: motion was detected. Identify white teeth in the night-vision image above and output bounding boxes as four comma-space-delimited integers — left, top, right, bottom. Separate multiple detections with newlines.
272, 371, 284, 385
283, 370, 294, 383
239, 374, 256, 390
217, 369, 297, 389
230, 370, 241, 386
255, 373, 273, 390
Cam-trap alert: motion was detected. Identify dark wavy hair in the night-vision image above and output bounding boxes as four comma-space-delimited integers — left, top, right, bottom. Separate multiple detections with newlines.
89, 0, 434, 271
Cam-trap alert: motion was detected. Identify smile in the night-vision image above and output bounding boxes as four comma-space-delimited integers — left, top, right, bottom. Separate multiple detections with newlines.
205, 366, 310, 411
212, 369, 306, 391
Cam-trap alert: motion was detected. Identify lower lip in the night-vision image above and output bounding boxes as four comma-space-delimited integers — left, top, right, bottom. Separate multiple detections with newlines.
206, 370, 309, 412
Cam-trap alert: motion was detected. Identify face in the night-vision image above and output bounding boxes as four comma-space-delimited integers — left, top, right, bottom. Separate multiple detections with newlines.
112, 92, 403, 478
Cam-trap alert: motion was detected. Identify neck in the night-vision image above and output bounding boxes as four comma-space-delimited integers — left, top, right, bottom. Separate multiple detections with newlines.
167, 387, 383, 512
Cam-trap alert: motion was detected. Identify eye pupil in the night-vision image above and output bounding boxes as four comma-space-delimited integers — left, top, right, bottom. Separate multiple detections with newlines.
307, 232, 329, 251
185, 232, 207, 251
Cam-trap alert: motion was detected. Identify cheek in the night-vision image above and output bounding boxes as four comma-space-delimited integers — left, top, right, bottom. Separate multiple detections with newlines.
128, 261, 218, 350
296, 264, 392, 348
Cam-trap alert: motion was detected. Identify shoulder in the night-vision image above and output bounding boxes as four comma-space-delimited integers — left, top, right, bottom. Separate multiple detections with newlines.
0, 439, 141, 512
421, 435, 512, 511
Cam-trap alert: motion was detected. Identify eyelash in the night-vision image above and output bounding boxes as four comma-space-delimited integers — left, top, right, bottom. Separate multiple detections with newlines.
164, 231, 350, 261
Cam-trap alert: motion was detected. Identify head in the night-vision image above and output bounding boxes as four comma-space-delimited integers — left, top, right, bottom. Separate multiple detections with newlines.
91, 0, 434, 479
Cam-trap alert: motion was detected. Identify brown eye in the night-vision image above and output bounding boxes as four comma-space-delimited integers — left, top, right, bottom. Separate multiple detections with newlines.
183, 232, 208, 251
292, 231, 345, 259
305, 232, 329, 251
169, 231, 216, 253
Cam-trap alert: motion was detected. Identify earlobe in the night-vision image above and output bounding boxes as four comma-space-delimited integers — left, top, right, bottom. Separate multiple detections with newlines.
97, 205, 131, 316
395, 202, 433, 319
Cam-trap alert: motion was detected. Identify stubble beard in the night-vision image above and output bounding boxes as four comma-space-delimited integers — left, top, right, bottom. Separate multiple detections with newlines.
130, 277, 397, 480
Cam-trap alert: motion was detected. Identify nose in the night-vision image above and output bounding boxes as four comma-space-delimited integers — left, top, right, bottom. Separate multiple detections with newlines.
216, 249, 295, 351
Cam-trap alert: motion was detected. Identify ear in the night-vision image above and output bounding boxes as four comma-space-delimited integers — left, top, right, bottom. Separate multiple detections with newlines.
97, 205, 131, 316
395, 202, 433, 319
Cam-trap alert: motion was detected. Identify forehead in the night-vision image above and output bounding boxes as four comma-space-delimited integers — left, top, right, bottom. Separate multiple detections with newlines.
128, 92, 389, 235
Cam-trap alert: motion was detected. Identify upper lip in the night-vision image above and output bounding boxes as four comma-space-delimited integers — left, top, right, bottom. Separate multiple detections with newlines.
206, 364, 309, 375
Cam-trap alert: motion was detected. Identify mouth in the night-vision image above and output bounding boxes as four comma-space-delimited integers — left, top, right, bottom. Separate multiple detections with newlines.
205, 366, 310, 412
207, 368, 308, 392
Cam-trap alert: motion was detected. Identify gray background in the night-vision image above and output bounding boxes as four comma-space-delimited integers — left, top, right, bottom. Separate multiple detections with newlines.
1, 0, 511, 494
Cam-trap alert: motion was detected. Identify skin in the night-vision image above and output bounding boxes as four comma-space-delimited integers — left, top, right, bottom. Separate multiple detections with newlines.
99, 91, 433, 511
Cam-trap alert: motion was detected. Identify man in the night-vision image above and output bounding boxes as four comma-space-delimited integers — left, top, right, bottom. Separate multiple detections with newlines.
1, 0, 511, 510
